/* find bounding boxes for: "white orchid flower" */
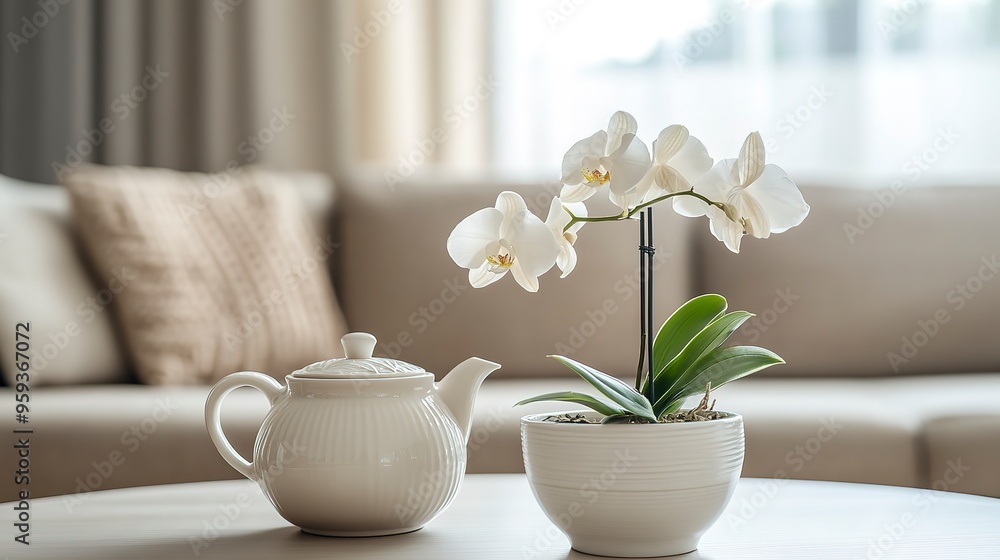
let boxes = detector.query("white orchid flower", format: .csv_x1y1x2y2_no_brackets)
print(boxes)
447,191,560,292
544,197,587,278
610,124,713,212
675,132,810,253
559,111,651,210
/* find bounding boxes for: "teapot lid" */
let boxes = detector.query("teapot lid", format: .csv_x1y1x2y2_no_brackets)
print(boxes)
291,333,426,378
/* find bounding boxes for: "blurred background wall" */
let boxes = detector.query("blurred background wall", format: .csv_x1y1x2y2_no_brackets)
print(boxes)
2,0,1000,187
0,0,490,182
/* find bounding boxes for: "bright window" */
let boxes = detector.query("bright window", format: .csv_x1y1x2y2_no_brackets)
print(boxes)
492,0,1000,185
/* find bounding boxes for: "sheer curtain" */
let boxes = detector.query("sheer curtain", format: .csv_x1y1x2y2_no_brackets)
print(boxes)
493,0,1000,186
0,0,492,183
349,0,492,170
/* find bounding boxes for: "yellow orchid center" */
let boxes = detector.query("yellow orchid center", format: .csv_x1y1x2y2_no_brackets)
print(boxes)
582,167,610,185
485,240,516,273
487,253,513,268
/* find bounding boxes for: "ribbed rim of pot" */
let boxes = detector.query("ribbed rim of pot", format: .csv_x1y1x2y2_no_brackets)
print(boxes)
521,410,742,427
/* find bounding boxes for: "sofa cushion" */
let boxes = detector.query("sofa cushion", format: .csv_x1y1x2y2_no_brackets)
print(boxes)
923,416,1000,498
0,385,269,501
4,373,998,501
468,377,923,488
886,373,1000,497
0,174,128,385
468,373,1000,495
697,184,1000,376
337,173,696,379
64,165,349,384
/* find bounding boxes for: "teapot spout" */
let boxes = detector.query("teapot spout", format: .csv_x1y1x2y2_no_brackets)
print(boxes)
436,357,501,444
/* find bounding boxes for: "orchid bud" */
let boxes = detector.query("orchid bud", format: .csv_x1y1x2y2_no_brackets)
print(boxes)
720,203,741,225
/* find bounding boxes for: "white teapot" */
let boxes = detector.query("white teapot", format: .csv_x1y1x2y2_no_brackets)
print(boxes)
205,332,501,536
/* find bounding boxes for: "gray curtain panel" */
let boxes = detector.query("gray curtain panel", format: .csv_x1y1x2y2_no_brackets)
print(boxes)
1,0,348,183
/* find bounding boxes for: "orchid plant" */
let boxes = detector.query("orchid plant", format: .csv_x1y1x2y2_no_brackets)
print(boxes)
447,111,810,423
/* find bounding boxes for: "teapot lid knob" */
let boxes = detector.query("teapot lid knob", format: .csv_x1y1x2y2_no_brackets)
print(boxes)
341,332,377,360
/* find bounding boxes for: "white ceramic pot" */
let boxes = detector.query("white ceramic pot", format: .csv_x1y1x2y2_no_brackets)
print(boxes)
521,411,745,557
205,333,501,536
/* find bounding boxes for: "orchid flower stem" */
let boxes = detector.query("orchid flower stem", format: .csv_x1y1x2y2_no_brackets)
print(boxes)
638,210,647,394
562,188,726,233
643,208,655,406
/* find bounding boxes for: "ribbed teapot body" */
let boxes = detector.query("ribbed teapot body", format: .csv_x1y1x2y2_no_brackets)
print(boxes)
253,374,466,536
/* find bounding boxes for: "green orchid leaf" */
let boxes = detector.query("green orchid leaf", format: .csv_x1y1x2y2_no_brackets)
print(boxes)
655,310,753,399
650,294,727,380
601,414,645,424
549,355,657,421
515,391,626,417
653,346,784,415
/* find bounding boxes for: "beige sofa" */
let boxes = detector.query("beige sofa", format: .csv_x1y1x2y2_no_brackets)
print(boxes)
2,172,999,504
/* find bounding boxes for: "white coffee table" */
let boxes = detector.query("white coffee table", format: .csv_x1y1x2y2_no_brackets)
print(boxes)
5,474,999,559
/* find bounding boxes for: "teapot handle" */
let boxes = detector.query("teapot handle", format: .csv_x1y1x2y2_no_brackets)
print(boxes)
205,372,285,481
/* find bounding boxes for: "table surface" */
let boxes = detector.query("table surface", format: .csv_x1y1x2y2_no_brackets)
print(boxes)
3,474,999,559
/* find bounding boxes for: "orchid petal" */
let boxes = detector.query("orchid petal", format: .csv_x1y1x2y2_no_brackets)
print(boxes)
557,240,578,278
733,190,771,239
653,125,689,164
609,189,643,214
545,197,583,278
560,131,607,185
495,191,529,240
545,196,566,227
563,202,587,234
708,207,743,253
607,133,651,196
653,165,690,194
510,260,539,292
632,166,657,200
675,159,737,218
606,111,638,154
469,261,506,288
559,182,597,203
737,131,766,188
668,135,714,185
509,212,560,278
547,197,587,235
744,164,811,234
447,207,503,269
